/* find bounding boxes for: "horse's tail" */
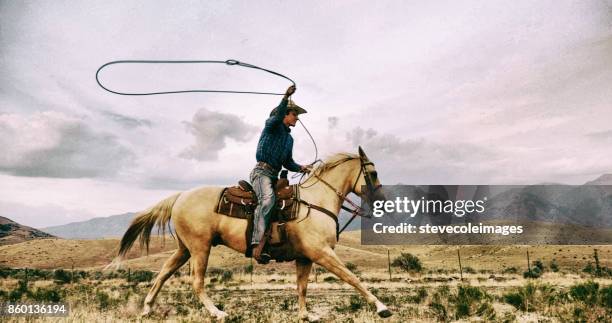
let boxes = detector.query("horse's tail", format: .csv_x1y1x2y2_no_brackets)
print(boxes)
116,192,181,260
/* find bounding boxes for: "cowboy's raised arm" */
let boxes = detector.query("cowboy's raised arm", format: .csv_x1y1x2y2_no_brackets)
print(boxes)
264,85,296,129
265,98,288,129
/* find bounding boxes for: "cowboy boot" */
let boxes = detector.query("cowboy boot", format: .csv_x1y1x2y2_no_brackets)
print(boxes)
252,231,272,264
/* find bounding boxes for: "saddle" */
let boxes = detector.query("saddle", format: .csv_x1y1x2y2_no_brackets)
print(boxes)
215,170,302,262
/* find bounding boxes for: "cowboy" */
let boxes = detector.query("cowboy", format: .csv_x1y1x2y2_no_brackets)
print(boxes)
250,85,310,263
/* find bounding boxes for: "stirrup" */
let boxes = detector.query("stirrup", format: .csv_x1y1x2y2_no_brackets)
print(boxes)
252,243,271,264
255,252,271,264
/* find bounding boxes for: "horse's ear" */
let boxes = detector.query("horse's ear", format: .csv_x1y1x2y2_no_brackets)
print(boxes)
358,146,368,159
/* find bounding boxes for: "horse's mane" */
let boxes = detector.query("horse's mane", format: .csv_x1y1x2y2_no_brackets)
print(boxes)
307,152,359,180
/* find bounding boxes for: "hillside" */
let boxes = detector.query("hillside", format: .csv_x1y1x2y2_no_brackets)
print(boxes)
585,174,612,185
1,231,610,273
0,216,55,246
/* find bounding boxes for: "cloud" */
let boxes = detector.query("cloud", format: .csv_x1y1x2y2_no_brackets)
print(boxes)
180,108,257,161
0,111,134,178
100,110,152,128
345,126,502,184
587,129,612,142
0,200,94,228
328,116,338,129
343,125,612,185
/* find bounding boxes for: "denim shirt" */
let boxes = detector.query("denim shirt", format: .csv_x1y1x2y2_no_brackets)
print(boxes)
255,98,301,174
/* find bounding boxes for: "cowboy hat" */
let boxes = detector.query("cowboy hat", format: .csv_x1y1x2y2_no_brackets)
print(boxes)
269,99,307,117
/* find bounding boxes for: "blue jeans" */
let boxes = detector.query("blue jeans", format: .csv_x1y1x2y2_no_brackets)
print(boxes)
250,166,277,245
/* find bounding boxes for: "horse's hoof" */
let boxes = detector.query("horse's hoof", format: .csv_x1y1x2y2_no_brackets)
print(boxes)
141,304,153,317
214,310,228,320
377,309,393,318
300,313,321,322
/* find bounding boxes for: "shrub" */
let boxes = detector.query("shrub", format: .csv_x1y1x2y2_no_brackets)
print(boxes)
583,262,595,274
130,270,154,283
453,285,487,318
404,287,428,303
92,271,104,280
53,269,72,284
457,285,485,303
208,267,224,276
550,259,559,272
31,287,62,302
503,292,524,311
502,267,518,274
570,281,599,305
391,253,422,273
8,280,28,302
348,294,365,312
334,294,365,313
533,260,545,272
462,267,476,274
503,282,536,311
523,266,542,279
0,267,14,279
345,262,360,274
599,286,612,308
476,301,496,320
429,301,448,321
76,270,89,279
95,291,111,310
220,270,233,283
280,298,295,311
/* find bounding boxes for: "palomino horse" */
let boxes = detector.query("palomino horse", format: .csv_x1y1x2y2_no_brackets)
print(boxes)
113,147,391,321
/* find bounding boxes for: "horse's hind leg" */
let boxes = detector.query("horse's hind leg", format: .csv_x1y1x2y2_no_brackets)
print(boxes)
311,247,392,318
141,243,191,316
191,243,227,319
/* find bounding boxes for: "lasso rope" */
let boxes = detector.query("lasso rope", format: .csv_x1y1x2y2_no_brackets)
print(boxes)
95,59,295,95
95,59,318,163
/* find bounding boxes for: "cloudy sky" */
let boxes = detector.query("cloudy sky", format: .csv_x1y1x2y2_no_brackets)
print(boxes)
1,1,611,227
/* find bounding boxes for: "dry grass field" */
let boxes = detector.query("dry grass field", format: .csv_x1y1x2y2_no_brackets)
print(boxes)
1,231,611,322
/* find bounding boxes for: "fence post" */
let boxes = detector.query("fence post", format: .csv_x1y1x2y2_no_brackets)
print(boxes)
387,249,392,280
526,250,531,276
594,249,601,276
250,257,253,284
457,248,463,281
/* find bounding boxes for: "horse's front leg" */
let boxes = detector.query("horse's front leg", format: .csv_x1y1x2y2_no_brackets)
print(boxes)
296,258,320,322
308,246,392,318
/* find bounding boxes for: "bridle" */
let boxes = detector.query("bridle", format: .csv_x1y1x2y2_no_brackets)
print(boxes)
299,155,382,237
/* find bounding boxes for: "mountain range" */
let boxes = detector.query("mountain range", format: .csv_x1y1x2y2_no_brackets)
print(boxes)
2,174,611,241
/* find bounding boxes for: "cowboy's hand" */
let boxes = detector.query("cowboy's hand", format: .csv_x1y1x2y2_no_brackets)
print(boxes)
285,85,296,97
300,165,312,174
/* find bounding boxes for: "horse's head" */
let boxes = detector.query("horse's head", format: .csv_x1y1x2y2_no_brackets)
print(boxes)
353,146,386,205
